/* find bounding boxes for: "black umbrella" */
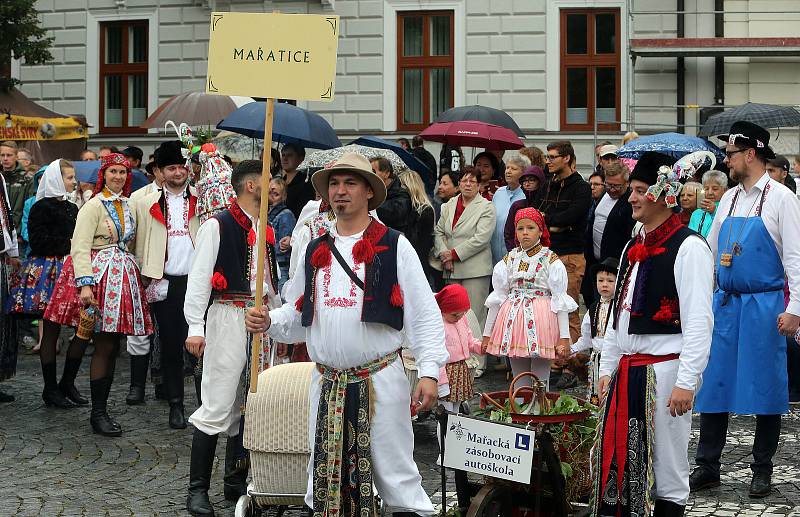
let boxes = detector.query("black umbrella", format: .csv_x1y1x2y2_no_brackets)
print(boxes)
699,102,800,137
433,105,525,138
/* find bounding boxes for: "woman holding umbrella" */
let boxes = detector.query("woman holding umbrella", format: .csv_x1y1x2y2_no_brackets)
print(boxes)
45,153,153,436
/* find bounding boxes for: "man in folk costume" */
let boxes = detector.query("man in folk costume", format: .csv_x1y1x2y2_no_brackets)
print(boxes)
692,121,800,498
134,140,200,429
183,159,281,517
0,172,19,403
593,151,714,517
245,152,448,517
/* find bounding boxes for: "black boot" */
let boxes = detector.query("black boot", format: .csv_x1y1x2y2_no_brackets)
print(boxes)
59,356,88,405
154,383,166,401
187,429,218,516
90,378,122,437
653,499,685,517
223,436,248,501
126,354,148,405
167,378,187,429
42,362,75,408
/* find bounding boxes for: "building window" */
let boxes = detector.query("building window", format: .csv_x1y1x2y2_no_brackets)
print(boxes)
397,11,454,132
99,21,148,134
560,9,620,131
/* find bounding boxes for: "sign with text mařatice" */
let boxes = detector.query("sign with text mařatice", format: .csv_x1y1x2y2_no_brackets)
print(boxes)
443,414,535,483
206,12,339,101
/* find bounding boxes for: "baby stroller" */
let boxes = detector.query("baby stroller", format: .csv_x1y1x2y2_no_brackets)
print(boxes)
236,361,314,517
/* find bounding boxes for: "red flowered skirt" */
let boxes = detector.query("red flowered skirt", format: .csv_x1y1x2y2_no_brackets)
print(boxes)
44,249,153,336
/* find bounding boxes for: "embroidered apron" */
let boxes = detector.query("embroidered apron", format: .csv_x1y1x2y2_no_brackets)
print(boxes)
695,216,788,415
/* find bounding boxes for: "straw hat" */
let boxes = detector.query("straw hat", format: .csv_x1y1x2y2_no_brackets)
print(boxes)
311,152,387,210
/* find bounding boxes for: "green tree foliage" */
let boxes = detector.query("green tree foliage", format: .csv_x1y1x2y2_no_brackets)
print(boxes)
0,0,54,91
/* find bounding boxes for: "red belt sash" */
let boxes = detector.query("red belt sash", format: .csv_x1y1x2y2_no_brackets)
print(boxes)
600,352,680,500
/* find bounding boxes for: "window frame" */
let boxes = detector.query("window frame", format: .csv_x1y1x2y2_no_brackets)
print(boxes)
98,20,149,135
559,8,621,132
396,10,455,132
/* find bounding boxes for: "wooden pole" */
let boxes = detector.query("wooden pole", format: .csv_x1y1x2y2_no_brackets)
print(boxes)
250,97,275,392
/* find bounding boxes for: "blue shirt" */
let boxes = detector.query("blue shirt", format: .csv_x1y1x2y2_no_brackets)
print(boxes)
491,185,526,264
688,205,716,237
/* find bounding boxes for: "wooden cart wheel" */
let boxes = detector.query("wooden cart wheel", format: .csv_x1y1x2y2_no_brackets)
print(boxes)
465,484,510,517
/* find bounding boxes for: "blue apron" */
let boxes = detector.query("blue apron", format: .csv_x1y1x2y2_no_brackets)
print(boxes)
695,213,788,415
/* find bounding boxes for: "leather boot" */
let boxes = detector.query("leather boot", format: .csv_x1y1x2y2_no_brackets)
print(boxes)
59,356,88,405
103,372,122,432
167,371,187,429
187,428,219,516
42,362,75,408
653,499,686,517
90,377,122,437
223,436,248,501
126,354,148,405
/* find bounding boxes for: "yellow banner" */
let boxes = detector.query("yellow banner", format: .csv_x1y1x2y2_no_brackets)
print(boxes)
0,115,86,141
206,12,339,101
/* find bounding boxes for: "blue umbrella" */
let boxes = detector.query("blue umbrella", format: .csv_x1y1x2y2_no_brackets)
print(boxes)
616,132,725,162
217,101,341,150
348,136,429,176
73,160,150,192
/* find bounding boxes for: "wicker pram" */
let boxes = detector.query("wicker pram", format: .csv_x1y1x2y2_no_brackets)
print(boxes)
239,361,314,515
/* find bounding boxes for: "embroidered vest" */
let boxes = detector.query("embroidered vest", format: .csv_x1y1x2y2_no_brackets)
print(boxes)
212,208,278,296
589,300,611,339
301,221,404,331
612,224,697,335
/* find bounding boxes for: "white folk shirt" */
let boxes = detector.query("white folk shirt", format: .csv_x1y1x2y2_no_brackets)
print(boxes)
592,193,618,260
706,171,800,316
268,224,448,378
598,234,714,391
163,188,194,276
184,207,279,339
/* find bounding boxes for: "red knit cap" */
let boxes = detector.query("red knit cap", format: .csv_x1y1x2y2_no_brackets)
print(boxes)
435,284,471,313
514,207,550,247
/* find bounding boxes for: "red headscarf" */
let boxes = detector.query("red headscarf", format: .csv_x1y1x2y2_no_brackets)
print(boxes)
92,153,133,198
435,284,471,314
514,207,550,247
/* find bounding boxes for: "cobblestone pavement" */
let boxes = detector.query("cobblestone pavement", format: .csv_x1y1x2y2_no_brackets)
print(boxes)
1,351,799,516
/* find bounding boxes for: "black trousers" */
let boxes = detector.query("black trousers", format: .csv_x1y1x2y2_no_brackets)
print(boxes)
151,275,194,403
695,412,781,475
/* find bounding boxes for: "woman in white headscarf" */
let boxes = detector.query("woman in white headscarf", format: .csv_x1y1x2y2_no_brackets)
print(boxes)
7,159,81,408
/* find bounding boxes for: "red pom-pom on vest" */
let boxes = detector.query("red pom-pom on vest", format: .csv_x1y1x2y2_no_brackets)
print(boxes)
247,228,256,246
295,294,305,312
265,225,276,246
311,241,332,268
352,238,376,264
390,283,404,307
211,272,228,290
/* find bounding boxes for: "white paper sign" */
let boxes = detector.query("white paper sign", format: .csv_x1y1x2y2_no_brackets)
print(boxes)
443,414,535,483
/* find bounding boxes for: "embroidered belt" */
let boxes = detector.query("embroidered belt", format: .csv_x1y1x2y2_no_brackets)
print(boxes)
600,352,680,500
211,293,266,309
315,349,399,517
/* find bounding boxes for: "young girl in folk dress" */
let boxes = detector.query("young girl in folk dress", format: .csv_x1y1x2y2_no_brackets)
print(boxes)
482,208,577,389
45,153,153,436
7,159,84,408
435,283,483,414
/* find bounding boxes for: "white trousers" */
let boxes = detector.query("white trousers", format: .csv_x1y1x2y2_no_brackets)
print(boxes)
126,334,151,356
651,360,692,505
305,357,435,515
509,357,552,391
188,303,247,436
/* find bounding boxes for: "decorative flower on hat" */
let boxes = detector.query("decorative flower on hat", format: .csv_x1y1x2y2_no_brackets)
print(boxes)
164,120,196,169
647,150,716,208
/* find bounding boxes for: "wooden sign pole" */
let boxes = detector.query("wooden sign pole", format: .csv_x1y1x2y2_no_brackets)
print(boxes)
250,97,275,392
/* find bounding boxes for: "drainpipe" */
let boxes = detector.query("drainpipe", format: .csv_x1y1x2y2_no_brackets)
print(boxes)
714,0,725,105
677,0,685,133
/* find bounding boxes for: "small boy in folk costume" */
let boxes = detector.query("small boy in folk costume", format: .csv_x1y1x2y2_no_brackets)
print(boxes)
592,151,713,517
183,160,282,517
482,207,577,389
567,257,619,405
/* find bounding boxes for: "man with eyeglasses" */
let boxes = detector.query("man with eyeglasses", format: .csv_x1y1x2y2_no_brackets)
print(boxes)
581,161,635,309
693,121,800,499
507,140,591,343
